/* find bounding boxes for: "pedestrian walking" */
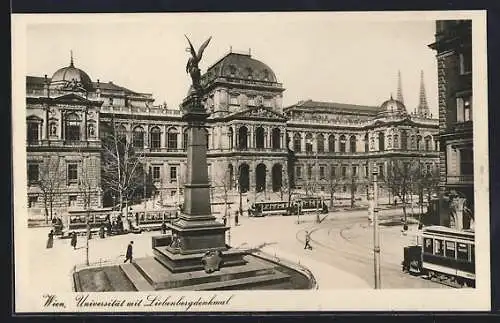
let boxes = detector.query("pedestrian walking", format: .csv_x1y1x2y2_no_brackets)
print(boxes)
70,232,77,250
161,221,167,234
304,231,312,250
46,230,54,249
99,225,105,239
223,215,227,226
235,211,239,226
124,241,134,263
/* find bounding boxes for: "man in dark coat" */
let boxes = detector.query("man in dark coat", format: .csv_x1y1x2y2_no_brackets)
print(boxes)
161,221,167,234
70,232,77,250
124,241,134,263
304,231,312,250
234,210,239,226
46,230,54,249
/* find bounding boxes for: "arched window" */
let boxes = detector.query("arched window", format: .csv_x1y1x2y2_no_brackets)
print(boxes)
255,126,265,149
293,133,302,152
132,126,145,148
150,126,161,150
364,133,369,152
26,116,42,144
317,134,325,153
272,128,281,150
378,132,385,151
229,65,237,77
339,135,346,152
424,135,432,151
410,135,416,150
393,134,399,149
328,134,335,152
183,128,188,151
263,69,269,81
246,67,253,79
65,113,81,142
416,135,422,150
238,126,248,150
167,127,178,151
305,133,313,153
228,127,234,149
349,135,356,153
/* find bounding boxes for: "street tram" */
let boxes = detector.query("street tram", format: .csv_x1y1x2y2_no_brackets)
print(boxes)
133,208,178,231
295,196,328,214
59,207,117,237
402,225,475,287
248,201,290,217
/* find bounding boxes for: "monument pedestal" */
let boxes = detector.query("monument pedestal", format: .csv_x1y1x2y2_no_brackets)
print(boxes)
155,93,245,272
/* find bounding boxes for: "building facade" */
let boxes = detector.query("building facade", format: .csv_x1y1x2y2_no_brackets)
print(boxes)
25,51,439,218
429,20,474,230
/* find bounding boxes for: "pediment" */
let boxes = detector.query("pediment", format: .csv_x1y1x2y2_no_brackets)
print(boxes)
52,93,92,103
230,106,287,121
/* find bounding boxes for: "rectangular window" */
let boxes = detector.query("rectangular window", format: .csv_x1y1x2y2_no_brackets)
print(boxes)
27,122,39,143
423,237,433,254
230,95,238,105
457,96,472,123
330,165,336,178
460,148,474,175
445,241,456,259
67,163,78,184
307,165,312,180
352,165,358,177
457,243,469,261
27,163,39,184
341,165,347,178
152,166,161,181
378,164,384,178
364,164,369,177
167,133,178,151
319,166,325,179
68,195,77,207
170,166,178,182
459,51,472,75
434,239,444,256
28,195,38,208
296,166,302,179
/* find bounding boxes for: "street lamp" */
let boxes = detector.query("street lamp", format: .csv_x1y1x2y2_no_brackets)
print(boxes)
372,166,381,289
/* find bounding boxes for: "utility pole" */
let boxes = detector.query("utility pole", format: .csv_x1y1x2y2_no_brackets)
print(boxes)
372,166,381,289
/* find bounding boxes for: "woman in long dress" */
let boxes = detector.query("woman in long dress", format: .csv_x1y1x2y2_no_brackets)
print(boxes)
46,230,54,249
70,232,77,250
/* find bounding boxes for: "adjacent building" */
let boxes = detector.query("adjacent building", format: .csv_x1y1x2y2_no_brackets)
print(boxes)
428,20,474,230
25,50,440,218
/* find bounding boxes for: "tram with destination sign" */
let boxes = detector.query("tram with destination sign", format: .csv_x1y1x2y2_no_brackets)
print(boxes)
248,201,291,217
402,225,475,287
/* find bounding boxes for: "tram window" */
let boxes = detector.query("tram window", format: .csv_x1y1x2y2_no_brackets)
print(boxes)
434,239,444,256
423,238,433,253
457,243,469,261
445,241,456,258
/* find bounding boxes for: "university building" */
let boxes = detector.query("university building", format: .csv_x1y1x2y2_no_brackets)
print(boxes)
25,50,439,218
428,20,474,230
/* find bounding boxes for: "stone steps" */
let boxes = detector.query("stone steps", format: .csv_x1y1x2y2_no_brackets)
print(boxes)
119,263,155,291
169,271,290,291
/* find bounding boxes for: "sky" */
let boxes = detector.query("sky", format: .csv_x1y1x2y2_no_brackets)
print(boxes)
25,13,439,116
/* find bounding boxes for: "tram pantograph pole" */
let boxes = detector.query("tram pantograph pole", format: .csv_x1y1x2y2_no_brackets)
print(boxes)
373,167,381,289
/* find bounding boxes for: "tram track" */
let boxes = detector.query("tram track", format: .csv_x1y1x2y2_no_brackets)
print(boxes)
295,217,456,289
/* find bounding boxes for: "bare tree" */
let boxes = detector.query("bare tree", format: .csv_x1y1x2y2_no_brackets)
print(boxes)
326,166,341,208
101,116,147,225
77,153,97,266
38,155,65,224
383,159,420,225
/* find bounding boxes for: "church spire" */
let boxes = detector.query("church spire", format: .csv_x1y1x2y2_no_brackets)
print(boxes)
418,70,430,117
396,70,404,104
70,50,74,67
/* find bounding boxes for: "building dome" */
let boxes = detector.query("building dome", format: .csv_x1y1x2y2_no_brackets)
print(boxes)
377,96,408,118
205,52,278,83
50,56,93,91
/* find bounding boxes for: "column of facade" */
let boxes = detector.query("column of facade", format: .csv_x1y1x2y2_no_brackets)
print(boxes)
265,162,272,192
232,126,237,150
177,125,182,150
286,130,293,150
249,126,254,149
82,108,88,141
300,132,306,152
60,109,65,140
144,124,149,149
248,161,255,192
161,124,166,149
